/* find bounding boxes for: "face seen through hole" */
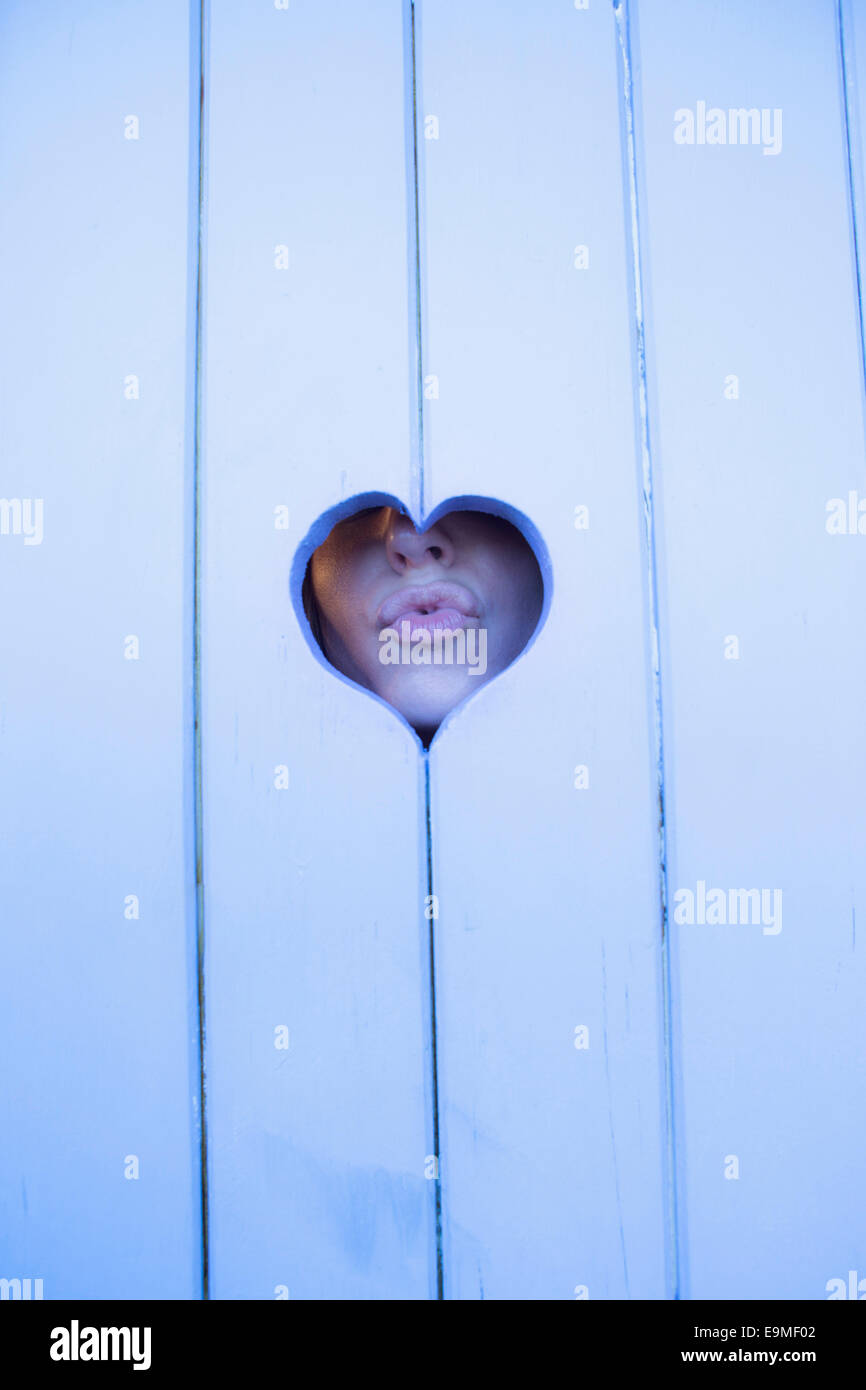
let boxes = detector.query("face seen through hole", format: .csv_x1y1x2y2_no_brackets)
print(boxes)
306,506,544,744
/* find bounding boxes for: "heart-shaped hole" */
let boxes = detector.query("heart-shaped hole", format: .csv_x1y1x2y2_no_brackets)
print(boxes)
290,495,552,748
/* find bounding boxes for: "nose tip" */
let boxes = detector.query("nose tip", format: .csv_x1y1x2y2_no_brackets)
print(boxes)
385,514,454,572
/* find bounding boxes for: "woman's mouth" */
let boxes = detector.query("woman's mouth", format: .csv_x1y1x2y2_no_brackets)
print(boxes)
376,582,480,632
392,608,469,633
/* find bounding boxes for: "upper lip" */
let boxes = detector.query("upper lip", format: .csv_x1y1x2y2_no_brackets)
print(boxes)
376,582,480,628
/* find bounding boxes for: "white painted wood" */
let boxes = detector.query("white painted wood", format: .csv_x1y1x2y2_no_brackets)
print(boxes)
202,1,435,1299
4,0,861,1304
417,0,670,1298
631,0,866,1298
0,0,200,1296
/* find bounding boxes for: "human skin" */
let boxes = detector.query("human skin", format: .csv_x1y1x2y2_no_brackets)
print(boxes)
307,506,544,743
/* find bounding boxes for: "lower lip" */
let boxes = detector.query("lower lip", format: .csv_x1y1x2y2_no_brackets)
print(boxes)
390,608,472,633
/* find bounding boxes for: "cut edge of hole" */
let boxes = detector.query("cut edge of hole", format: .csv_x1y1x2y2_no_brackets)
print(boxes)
289,492,554,752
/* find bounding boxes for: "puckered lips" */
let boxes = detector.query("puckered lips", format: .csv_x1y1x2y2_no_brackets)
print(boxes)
376,581,480,633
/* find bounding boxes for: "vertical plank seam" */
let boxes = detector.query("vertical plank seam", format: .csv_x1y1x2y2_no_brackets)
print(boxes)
192,0,210,1302
424,755,445,1299
613,0,681,1301
838,0,866,420
407,0,444,1300
408,0,426,519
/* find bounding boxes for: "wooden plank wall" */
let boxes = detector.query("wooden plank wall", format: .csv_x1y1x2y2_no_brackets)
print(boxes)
416,1,669,1299
629,0,866,1299
201,0,434,1300
1,0,864,1301
0,1,201,1297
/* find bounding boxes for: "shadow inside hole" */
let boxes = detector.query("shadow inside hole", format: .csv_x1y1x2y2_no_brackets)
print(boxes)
291,495,553,750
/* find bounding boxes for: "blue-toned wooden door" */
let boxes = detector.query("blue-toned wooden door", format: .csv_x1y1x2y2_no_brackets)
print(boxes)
2,0,865,1303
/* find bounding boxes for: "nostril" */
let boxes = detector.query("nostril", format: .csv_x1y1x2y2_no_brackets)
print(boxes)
428,546,442,560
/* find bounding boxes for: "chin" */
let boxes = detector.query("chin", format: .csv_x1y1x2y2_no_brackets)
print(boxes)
374,669,479,735
393,698,456,743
